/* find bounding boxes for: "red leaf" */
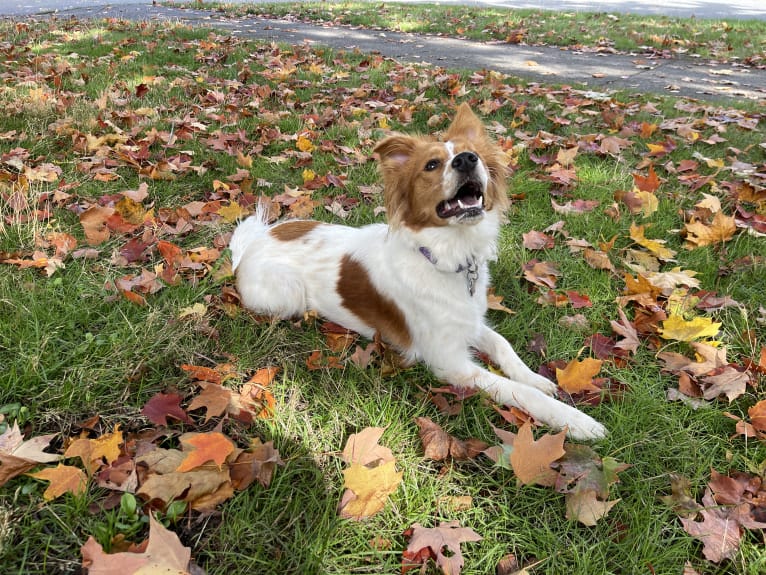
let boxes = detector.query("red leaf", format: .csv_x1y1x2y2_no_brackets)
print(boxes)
140,393,191,426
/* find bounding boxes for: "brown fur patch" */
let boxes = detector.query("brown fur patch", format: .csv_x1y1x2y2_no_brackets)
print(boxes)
270,220,323,242
337,255,412,350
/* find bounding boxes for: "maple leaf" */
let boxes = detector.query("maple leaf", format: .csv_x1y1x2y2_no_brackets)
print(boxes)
610,308,640,354
509,423,565,487
700,367,750,402
522,259,561,289
28,463,88,501
658,314,721,342
556,358,603,395
341,427,394,466
747,400,766,435
633,164,661,193
565,488,620,526
79,206,115,245
415,417,487,461
683,210,737,250
187,383,231,423
176,432,235,472
550,198,598,215
582,247,615,272
230,438,284,490
680,492,742,563
64,425,123,476
81,514,190,574
404,521,481,575
522,230,555,250
629,223,677,261
339,461,402,520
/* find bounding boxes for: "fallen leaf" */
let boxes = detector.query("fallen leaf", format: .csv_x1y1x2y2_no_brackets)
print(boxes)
81,513,190,574
404,521,482,575
341,427,394,466
510,423,565,486
415,417,487,461
176,432,235,472
556,358,603,394
28,463,87,500
339,461,402,520
658,315,721,342
140,392,192,426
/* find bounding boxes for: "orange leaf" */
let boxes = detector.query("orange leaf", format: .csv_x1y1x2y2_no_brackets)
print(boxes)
28,464,87,500
556,358,603,394
175,432,234,472
509,422,566,486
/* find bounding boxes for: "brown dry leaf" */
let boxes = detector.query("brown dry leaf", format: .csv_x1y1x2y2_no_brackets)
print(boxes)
556,358,603,394
81,513,190,574
522,230,555,250
565,489,620,526
748,400,766,435
230,438,284,490
680,494,741,563
28,463,88,501
415,417,487,461
583,248,615,272
509,422,565,487
79,206,115,245
610,308,640,354
522,260,561,289
339,461,402,520
187,383,232,423
404,521,482,575
700,367,750,402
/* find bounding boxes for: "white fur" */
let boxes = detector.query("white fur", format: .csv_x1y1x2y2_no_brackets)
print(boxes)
231,145,606,441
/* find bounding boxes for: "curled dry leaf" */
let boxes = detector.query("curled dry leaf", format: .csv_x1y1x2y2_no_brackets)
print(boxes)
414,417,487,461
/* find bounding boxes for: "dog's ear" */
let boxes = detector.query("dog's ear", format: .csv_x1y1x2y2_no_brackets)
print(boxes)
373,135,419,228
445,103,487,142
373,135,418,168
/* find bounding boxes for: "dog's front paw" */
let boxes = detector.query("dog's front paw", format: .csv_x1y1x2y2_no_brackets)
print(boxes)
524,373,558,396
565,415,607,442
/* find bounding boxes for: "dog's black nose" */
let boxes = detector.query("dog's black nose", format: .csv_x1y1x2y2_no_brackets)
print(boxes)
451,151,479,173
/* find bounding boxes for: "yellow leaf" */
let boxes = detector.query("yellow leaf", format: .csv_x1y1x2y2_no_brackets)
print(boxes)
629,223,676,260
296,135,315,153
340,461,402,519
659,314,721,342
633,188,658,217
217,201,247,223
683,211,737,249
556,358,603,394
302,168,317,183
236,150,253,169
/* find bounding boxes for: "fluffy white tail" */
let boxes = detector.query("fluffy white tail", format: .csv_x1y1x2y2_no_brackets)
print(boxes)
229,204,270,271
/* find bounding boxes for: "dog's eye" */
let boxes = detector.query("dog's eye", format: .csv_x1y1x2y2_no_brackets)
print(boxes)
424,159,441,171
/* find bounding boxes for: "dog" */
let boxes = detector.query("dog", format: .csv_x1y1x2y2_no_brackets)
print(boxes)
230,103,606,441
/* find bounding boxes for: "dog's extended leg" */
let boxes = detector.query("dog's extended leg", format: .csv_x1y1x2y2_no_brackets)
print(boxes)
430,359,606,441
475,326,558,395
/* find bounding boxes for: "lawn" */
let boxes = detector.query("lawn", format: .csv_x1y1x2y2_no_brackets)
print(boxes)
189,0,766,65
1,13,766,575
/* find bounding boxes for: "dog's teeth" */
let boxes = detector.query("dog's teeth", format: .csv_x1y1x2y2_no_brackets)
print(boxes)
457,199,465,209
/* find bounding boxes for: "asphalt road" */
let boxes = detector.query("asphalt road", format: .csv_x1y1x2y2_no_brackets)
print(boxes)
2,0,764,19
2,1,765,102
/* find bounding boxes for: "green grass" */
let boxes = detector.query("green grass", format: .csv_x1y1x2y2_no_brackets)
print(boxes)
1,15,766,575
188,1,766,64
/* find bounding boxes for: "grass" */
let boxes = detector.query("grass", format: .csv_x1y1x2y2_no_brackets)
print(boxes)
1,13,766,575
184,1,766,65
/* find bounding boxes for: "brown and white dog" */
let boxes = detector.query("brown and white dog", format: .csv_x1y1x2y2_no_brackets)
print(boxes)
230,104,606,441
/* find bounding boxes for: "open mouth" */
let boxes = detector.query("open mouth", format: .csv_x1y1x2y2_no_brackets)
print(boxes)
436,179,485,220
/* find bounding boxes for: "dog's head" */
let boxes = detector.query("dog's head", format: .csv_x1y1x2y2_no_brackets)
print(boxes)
374,103,509,230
